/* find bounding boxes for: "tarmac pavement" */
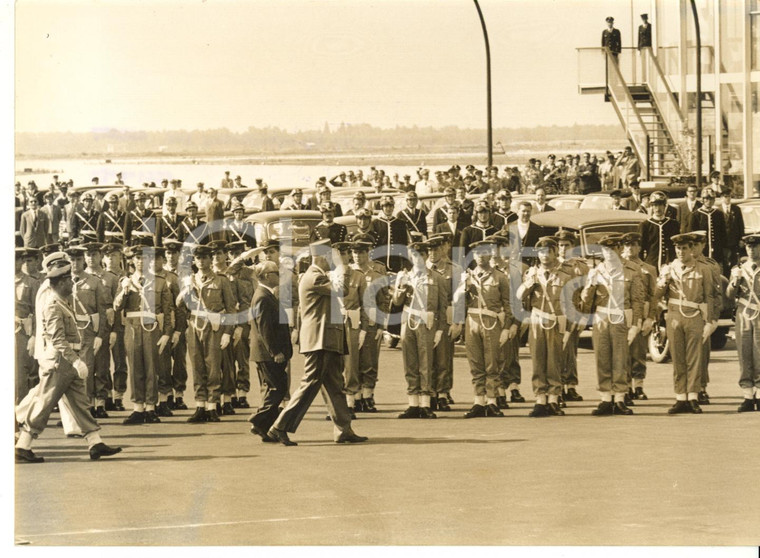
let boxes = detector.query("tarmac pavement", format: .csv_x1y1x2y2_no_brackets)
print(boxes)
14,339,760,546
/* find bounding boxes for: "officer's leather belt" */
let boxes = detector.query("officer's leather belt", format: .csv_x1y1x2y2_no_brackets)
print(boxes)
75,313,98,323
132,231,152,237
531,308,557,322
80,228,96,234
595,307,625,317
468,307,499,319
126,311,158,320
667,298,700,309
104,231,122,237
191,310,223,319
737,298,759,311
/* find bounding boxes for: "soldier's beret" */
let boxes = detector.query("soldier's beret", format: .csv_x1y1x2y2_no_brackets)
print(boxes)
162,239,182,253
260,239,280,250
671,233,693,245
192,244,213,258
350,241,372,252
598,234,622,247
379,195,394,206
319,201,336,213
742,234,760,246
225,240,247,253
43,252,72,279
535,237,559,250
405,190,418,199
355,208,373,218
620,232,642,244
333,242,352,252
309,238,332,257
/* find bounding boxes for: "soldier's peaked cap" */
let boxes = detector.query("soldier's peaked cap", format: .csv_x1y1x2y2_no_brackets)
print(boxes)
620,232,642,244
742,233,760,245
535,236,559,249
309,239,332,256
671,233,693,245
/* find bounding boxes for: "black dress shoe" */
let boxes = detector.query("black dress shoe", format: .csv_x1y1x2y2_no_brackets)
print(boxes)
591,401,614,416
88,406,97,418
206,409,221,422
634,387,648,400
237,396,250,409
187,407,208,423
547,402,565,416
89,443,122,460
144,410,161,423
485,404,504,417
349,408,357,420
94,406,109,419
231,396,239,408
122,411,145,425
268,427,297,446
429,397,438,412
613,402,634,415
737,398,755,413
463,404,486,418
388,337,399,349
114,398,126,411
510,389,526,403
624,392,635,406
335,430,369,444
558,394,567,408
105,397,117,411
446,393,455,404
436,398,451,412
565,387,583,402
156,402,174,417
496,396,509,409
689,400,703,414
215,402,222,414
398,406,420,419
166,395,176,409
221,402,236,415
667,400,692,415
354,399,366,413
174,397,188,410
528,404,550,417
697,391,710,404
418,407,437,419
251,424,276,442
363,397,378,413
15,448,44,463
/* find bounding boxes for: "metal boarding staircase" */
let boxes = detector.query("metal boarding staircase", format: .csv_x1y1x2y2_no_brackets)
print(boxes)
576,47,693,180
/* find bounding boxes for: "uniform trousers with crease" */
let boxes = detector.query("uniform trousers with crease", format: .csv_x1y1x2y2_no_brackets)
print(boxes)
401,317,435,396
358,324,382,390
592,316,629,394
667,313,704,395
529,321,562,396
125,317,160,405
736,312,760,390
466,315,501,398
342,322,361,395
249,359,289,433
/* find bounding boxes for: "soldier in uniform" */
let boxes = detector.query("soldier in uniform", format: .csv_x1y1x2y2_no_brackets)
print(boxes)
350,208,378,245
96,193,126,244
156,196,184,246
726,234,760,412
225,202,256,247
99,243,128,410
310,202,348,244
516,237,574,417
114,245,173,424
459,200,498,264
556,230,589,404
654,233,717,414
638,192,679,271
69,192,100,240
427,234,463,411
15,253,122,463
181,201,209,245
350,238,390,412
83,242,119,418
620,232,657,400
394,235,447,419
602,16,622,62
492,190,517,229
15,248,39,404
176,244,236,422
163,239,190,410
688,188,726,264
396,190,428,237
455,240,516,418
124,192,157,246
581,235,644,416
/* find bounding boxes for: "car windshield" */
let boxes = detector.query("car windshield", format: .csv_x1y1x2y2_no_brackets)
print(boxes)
740,204,760,234
583,223,640,256
580,196,613,210
266,218,321,245
550,198,582,210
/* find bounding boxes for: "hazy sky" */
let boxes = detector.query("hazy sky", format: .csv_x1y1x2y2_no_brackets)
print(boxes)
15,0,652,133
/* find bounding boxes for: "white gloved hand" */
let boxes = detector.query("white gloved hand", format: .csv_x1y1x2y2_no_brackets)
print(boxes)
73,358,89,380
106,308,115,327
157,334,170,353
627,326,640,345
109,331,117,348
26,335,35,355
433,330,443,347
375,329,384,341
641,318,654,336
93,337,103,354
22,316,33,336
507,323,518,340
232,327,243,346
273,352,285,364
220,333,231,350
701,323,712,343
562,331,571,349
448,323,462,340
358,330,367,349
172,331,181,347
499,328,509,346
290,328,299,345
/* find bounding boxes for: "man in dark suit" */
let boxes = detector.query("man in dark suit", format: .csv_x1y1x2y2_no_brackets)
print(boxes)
638,13,652,49
248,261,293,442
268,240,368,446
431,187,459,230
502,201,542,265
675,184,702,234
460,200,498,265
602,16,622,61
534,187,555,213
396,190,428,237
719,188,745,274
433,203,467,259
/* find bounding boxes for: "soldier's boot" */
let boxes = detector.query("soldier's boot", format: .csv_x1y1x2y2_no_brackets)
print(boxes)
237,396,250,409
547,402,565,416
446,393,455,404
418,407,437,419
398,407,421,419
166,394,175,409
174,397,188,410
437,397,451,412
624,390,635,406
216,402,222,415
558,393,567,408
565,387,583,402
737,399,755,413
689,400,703,414
114,398,126,411
464,404,486,418
94,406,109,419
634,387,648,400
206,409,222,422
231,396,239,408
528,404,551,418
122,411,146,425
496,396,509,409
187,407,207,423
591,402,614,416
485,404,505,417
144,410,161,424
613,402,634,415
156,402,174,417
221,402,236,415
429,396,437,412
667,400,692,415
697,391,710,404
88,406,97,418
353,398,365,413
105,397,117,411
363,397,378,413
510,389,526,403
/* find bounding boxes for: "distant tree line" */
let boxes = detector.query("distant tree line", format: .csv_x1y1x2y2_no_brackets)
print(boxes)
16,123,624,157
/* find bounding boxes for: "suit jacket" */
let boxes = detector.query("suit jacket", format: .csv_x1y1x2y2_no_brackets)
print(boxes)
689,207,727,260
504,221,542,262
298,265,348,354
19,209,51,248
602,28,622,54
720,204,745,248
39,203,62,241
250,286,293,362
638,23,652,49
676,199,702,234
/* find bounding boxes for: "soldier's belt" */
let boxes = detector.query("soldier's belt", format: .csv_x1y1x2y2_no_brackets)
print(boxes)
126,311,157,319
467,308,503,325
531,308,557,322
132,231,152,237
667,298,700,309
340,308,361,330
80,228,95,234
404,307,435,329
75,313,99,330
104,231,122,237
191,310,222,331
737,298,759,311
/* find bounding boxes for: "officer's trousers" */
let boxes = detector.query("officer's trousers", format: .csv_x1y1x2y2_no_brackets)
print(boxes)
401,318,435,396
465,315,501,398
560,328,581,386
94,333,112,400
357,324,381,390
700,336,711,389
111,322,128,395
432,334,454,395
187,324,224,403
79,327,96,402
666,312,704,395
342,322,361,395
736,311,760,390
157,329,174,396
221,343,236,397
125,318,160,405
249,359,289,434
629,331,647,381
529,321,562,396
15,331,34,405
592,317,629,394
16,357,100,437
171,330,188,393
234,323,251,393
500,334,522,388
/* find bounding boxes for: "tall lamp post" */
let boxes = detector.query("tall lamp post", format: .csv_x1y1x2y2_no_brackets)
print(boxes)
690,0,702,191
474,0,493,167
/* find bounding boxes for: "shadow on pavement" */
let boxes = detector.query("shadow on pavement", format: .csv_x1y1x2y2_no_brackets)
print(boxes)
291,436,528,446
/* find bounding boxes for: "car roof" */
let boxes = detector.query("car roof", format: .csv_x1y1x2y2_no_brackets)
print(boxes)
245,209,321,223
531,209,647,228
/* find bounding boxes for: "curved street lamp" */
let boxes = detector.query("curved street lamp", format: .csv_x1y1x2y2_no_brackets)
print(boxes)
473,0,493,167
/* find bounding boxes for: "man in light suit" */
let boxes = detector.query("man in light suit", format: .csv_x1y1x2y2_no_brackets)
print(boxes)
248,261,293,443
268,239,368,446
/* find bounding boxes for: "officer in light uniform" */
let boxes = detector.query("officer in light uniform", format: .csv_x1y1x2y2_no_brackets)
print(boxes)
455,240,515,418
427,234,464,411
620,232,657,400
350,239,390,412
726,234,760,412
15,248,39,404
176,244,236,422
687,230,724,404
556,230,589,404
15,253,122,463
66,244,108,415
654,233,717,414
581,235,645,416
83,242,119,417
516,237,574,417
394,235,447,419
